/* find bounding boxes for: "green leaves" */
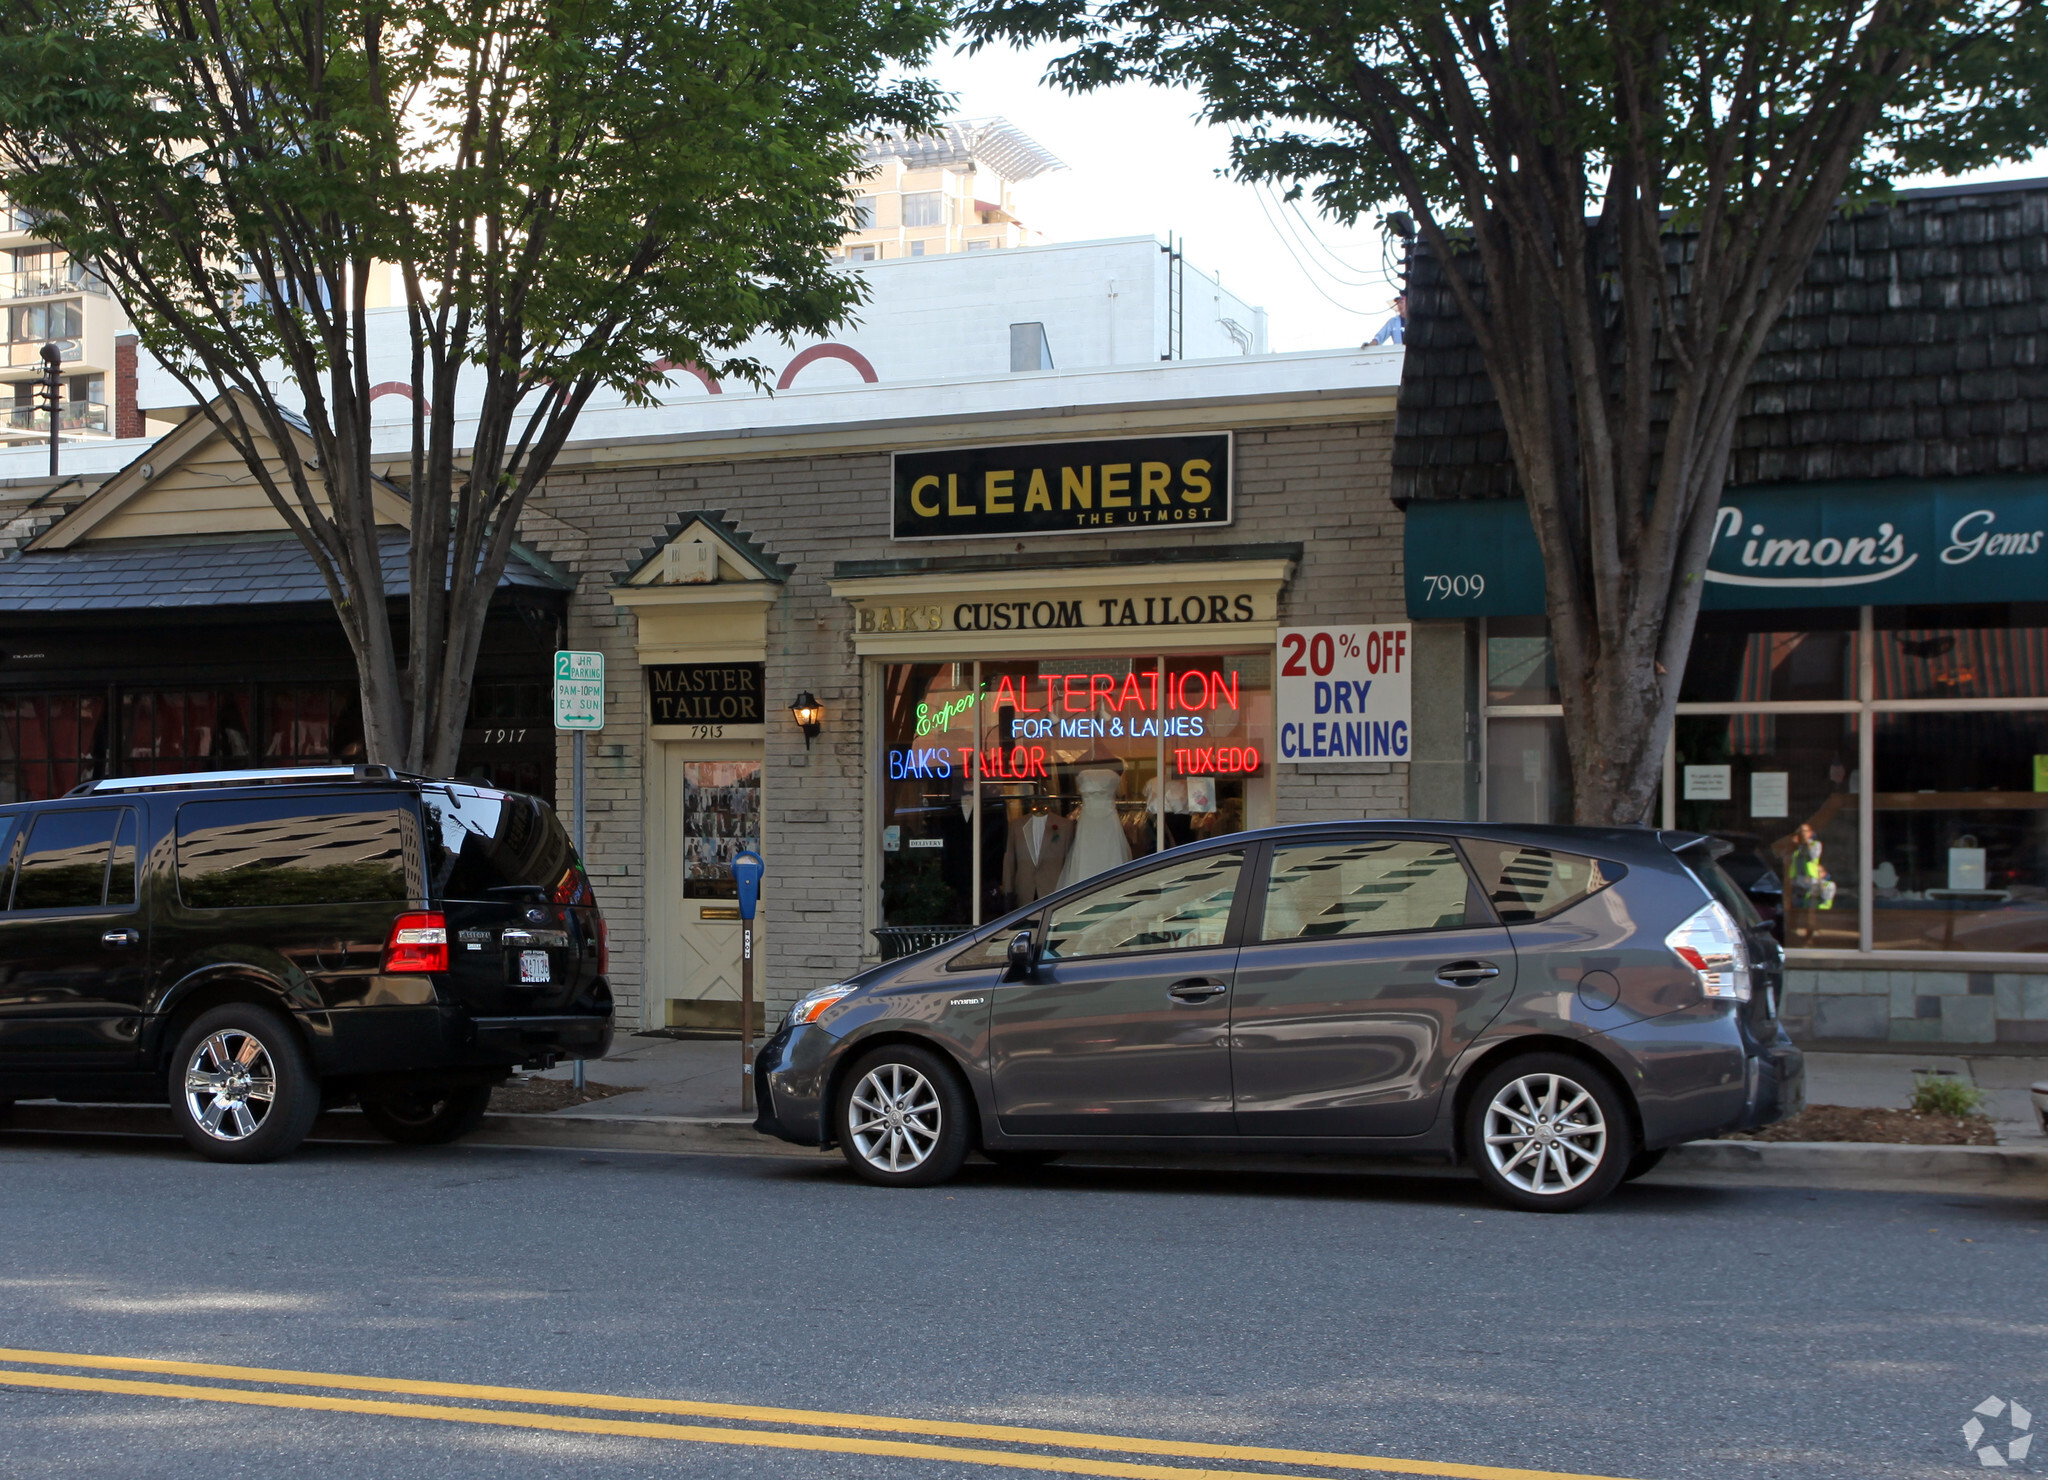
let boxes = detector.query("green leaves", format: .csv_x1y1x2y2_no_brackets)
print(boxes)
958,0,2046,232
0,0,950,769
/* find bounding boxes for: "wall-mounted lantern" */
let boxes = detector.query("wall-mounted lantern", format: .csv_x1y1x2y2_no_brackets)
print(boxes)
791,691,824,748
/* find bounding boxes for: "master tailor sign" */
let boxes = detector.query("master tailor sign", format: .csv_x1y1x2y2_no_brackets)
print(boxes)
1276,624,1413,762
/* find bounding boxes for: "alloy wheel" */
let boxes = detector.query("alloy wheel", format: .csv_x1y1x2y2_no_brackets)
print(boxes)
183,1029,278,1143
847,1062,942,1173
1482,1071,1608,1195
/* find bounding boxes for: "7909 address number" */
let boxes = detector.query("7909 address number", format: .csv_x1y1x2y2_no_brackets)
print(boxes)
1419,573,1487,600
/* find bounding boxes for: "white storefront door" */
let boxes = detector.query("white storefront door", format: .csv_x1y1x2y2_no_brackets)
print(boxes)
657,745,764,1032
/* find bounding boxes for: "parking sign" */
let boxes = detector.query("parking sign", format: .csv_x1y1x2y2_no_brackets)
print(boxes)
554,650,605,730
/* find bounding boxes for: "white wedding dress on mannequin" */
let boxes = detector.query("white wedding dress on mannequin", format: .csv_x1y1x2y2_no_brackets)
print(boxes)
1058,766,1131,888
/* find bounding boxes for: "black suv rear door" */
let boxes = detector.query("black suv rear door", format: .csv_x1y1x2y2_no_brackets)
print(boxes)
1229,835,1517,1137
0,803,147,1072
420,785,597,1015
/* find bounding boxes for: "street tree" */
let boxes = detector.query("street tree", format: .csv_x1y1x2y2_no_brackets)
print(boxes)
0,0,947,773
960,0,2047,822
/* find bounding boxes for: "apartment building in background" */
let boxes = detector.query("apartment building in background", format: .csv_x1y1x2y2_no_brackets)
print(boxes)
840,118,1063,263
0,195,137,449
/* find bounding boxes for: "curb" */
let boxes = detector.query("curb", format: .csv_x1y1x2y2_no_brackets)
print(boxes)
1658,1139,2048,1194
0,1104,834,1160
4,1104,2043,1193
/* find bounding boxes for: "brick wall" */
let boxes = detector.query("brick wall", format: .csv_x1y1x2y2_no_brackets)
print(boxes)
532,416,1404,1027
113,336,144,441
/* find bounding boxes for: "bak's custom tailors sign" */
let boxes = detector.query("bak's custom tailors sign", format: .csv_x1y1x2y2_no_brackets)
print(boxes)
893,434,1232,541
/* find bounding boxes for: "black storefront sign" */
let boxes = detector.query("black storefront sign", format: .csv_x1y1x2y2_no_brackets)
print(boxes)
647,662,766,728
893,433,1233,541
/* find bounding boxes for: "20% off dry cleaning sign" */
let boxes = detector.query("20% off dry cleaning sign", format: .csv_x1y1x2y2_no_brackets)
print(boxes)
1276,625,1413,761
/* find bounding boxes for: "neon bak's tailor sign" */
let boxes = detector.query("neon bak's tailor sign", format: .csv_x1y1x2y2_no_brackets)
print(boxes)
889,667,1259,780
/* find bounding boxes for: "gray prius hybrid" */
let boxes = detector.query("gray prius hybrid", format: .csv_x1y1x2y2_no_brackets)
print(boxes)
752,821,1801,1212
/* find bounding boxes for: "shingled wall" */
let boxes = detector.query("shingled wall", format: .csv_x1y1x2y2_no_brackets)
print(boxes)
1393,178,2048,504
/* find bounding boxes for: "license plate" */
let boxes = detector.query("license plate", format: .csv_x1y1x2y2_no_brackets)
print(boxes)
519,950,551,984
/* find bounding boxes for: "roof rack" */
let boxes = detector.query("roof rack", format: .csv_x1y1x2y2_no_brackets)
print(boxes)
69,765,408,797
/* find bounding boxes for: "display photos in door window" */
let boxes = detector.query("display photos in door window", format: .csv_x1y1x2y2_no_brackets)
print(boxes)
682,760,761,900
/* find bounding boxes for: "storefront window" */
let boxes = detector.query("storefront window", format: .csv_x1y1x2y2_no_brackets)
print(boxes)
0,692,107,801
1681,609,1858,703
122,688,255,775
878,654,1272,938
1675,712,1861,951
1876,603,2048,700
1872,710,2048,954
1486,715,1573,824
264,687,365,761
1486,615,1559,706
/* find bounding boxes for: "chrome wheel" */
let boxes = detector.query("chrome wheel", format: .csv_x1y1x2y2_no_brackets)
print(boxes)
183,1029,278,1143
847,1062,942,1173
1482,1071,1607,1195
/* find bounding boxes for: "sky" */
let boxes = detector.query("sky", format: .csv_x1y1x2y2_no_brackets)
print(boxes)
923,37,2048,356
922,40,1407,353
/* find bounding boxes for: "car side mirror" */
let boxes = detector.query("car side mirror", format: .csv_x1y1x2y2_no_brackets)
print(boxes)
1005,930,1038,982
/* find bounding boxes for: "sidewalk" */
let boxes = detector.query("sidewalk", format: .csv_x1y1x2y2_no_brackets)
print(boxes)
534,1033,752,1119
535,1036,2048,1142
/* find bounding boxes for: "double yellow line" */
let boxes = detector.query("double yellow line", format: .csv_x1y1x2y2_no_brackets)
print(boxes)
0,1345,1642,1480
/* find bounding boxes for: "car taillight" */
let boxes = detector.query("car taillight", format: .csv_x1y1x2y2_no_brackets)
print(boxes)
384,911,448,973
1665,902,1751,1003
553,864,596,907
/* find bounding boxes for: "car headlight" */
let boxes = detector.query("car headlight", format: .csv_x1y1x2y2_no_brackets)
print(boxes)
1666,902,1752,1003
787,983,857,1027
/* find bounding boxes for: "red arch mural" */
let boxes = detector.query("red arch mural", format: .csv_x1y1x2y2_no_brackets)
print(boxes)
368,381,430,414
651,359,722,395
776,342,877,390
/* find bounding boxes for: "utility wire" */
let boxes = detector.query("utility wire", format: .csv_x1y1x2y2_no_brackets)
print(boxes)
1252,183,1377,316
1265,184,1380,287
1281,194,1388,284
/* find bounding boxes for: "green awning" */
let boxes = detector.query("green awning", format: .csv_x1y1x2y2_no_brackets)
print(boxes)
1405,477,2048,619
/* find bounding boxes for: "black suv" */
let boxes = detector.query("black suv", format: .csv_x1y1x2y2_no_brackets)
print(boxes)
755,822,1801,1212
0,766,612,1162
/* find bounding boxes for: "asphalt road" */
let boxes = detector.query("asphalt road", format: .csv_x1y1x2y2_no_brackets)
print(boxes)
0,1131,2040,1480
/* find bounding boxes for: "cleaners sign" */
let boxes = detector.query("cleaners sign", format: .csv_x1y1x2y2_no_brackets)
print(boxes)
1276,625,1412,763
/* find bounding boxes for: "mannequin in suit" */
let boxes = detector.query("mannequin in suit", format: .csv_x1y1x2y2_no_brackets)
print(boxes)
1001,794,1073,905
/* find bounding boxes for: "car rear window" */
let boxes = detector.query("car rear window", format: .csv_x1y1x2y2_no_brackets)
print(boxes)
421,784,587,904
1463,841,1625,924
176,795,415,909
1676,840,1767,931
